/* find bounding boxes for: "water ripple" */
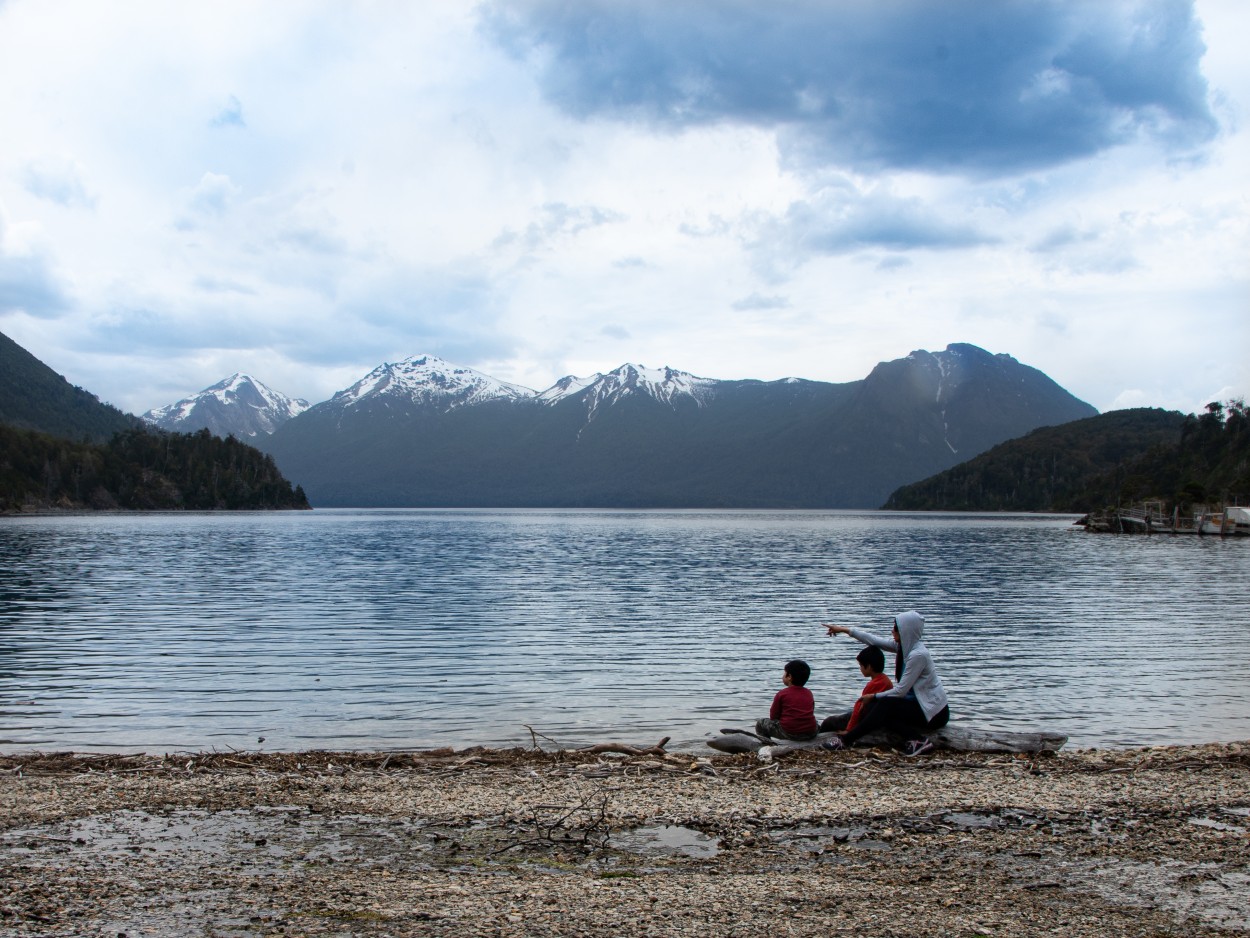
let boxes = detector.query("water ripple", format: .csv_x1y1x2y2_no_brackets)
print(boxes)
1,509,1248,752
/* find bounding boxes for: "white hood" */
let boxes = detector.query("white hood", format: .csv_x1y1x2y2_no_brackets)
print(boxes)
894,610,926,655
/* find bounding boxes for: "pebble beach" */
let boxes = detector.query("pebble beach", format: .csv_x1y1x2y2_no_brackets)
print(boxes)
2,741,1248,937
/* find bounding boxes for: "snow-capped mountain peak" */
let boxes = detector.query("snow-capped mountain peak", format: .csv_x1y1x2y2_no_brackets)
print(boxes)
143,373,310,438
538,363,717,417
535,373,599,404
331,355,537,412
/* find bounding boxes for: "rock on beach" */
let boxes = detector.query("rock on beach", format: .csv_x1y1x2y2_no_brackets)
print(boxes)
1,742,1248,936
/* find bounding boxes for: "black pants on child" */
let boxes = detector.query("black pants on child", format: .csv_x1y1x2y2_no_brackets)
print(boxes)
755,718,817,742
819,711,853,733
840,697,949,746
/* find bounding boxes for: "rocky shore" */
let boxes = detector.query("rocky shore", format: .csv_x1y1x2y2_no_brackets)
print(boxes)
2,742,1248,936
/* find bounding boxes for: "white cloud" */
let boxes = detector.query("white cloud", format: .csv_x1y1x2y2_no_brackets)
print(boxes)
175,171,241,229
210,94,245,129
732,293,790,312
0,0,1243,418
20,155,96,209
0,210,70,318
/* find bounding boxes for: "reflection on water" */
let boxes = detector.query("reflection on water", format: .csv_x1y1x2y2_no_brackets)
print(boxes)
0,509,1247,752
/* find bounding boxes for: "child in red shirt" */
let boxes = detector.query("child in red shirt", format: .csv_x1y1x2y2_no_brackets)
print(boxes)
819,645,894,734
756,659,818,741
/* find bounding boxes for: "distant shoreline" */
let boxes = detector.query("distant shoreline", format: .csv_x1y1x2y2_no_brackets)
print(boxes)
0,505,313,516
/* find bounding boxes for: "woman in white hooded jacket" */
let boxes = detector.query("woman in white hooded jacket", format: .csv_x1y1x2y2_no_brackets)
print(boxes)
821,610,949,756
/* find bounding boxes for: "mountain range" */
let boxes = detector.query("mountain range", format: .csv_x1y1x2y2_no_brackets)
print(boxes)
229,343,1100,508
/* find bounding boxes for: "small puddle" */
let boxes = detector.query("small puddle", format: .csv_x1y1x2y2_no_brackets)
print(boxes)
942,812,1002,831
772,825,873,849
2,807,434,867
1188,817,1246,833
610,824,720,858
848,839,892,852
5,809,258,858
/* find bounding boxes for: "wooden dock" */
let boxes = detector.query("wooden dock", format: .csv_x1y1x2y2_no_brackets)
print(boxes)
1081,500,1249,536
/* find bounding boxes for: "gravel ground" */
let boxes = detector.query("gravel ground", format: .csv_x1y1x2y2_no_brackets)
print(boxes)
1,741,1248,937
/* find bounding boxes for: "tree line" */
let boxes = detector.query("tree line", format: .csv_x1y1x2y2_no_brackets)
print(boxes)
883,401,1249,513
1103,399,1249,509
1,424,310,513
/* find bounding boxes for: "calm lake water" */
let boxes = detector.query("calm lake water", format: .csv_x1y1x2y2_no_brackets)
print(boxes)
1,509,1248,754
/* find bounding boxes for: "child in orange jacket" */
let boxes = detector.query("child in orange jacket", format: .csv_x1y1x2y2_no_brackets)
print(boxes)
819,645,893,734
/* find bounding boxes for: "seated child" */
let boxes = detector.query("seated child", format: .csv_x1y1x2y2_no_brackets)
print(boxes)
819,645,893,734
756,659,818,741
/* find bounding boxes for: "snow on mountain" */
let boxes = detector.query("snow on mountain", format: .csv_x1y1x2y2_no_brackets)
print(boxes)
313,356,716,422
264,343,1099,509
537,363,717,418
535,373,599,404
143,374,310,437
329,355,537,412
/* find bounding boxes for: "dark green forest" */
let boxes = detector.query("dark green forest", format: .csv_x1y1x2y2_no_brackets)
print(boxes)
1097,400,1250,509
884,402,1250,513
0,424,309,512
0,332,138,443
2,330,309,512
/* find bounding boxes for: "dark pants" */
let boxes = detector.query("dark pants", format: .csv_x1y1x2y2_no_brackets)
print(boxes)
841,697,949,746
755,718,817,742
819,710,853,733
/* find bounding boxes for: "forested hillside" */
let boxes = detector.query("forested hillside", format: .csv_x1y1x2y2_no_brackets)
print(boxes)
883,403,1249,512
0,332,137,442
0,424,309,512
1,331,311,512
1097,400,1249,509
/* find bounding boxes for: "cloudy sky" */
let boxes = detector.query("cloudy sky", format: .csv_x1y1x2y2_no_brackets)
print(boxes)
0,0,1246,417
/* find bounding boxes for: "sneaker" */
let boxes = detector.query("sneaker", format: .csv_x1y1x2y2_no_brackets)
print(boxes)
904,738,935,757
820,736,846,752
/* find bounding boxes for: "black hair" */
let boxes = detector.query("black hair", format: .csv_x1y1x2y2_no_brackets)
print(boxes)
784,659,811,687
856,645,886,674
892,619,905,681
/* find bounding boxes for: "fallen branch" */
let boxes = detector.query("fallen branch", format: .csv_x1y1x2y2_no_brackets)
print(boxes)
523,725,564,751
576,737,671,757
492,786,614,855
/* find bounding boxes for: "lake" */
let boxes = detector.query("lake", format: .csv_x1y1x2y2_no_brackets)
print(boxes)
1,509,1247,754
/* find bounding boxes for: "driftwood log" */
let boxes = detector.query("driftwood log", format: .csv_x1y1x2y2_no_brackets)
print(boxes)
707,725,1067,756
576,736,672,757
928,724,1068,753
